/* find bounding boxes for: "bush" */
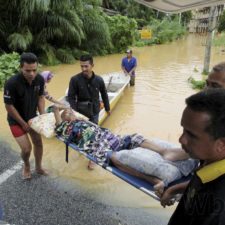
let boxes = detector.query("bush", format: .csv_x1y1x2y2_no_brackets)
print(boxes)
55,49,75,64
218,11,225,33
81,9,112,55
105,15,138,53
135,18,186,47
134,41,146,47
213,32,225,48
149,19,186,44
0,52,20,89
188,77,206,90
38,44,60,66
71,48,89,60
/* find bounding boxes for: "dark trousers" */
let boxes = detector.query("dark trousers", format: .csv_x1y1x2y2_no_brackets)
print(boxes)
130,76,135,86
89,114,99,125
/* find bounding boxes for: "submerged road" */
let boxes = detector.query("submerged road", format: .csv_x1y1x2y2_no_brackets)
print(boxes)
0,141,171,225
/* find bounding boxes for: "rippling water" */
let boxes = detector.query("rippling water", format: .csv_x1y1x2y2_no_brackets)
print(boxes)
0,35,224,209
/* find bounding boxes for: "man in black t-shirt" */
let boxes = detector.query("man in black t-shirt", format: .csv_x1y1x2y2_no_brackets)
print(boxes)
160,62,225,207
168,89,225,225
68,54,110,125
4,52,47,179
68,54,111,170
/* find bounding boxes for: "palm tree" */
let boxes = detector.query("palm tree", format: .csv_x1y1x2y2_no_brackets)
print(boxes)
0,0,85,63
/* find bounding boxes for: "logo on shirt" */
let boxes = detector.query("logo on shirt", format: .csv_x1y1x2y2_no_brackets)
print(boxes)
3,90,11,99
34,85,40,93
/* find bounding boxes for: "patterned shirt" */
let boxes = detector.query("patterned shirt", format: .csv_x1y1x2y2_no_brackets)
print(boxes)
55,120,144,162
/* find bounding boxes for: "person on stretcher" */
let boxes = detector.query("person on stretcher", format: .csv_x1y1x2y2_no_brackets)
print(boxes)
53,105,198,195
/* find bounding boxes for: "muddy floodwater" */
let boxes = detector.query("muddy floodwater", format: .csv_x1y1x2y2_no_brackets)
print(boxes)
1,35,224,212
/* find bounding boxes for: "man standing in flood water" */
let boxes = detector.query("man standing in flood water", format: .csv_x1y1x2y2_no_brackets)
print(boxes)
121,50,137,86
68,54,110,170
68,54,110,125
4,52,47,179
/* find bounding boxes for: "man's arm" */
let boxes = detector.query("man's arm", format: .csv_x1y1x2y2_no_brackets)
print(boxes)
52,105,63,125
121,59,129,75
128,65,137,75
99,78,110,113
160,181,189,207
37,77,46,114
68,77,77,110
121,66,128,75
5,104,30,132
46,95,66,106
38,95,45,115
128,58,137,75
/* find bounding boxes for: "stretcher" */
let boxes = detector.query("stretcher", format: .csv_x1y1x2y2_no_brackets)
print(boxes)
58,135,191,201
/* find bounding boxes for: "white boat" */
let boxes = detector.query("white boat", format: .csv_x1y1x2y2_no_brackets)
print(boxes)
56,72,130,125
99,72,130,124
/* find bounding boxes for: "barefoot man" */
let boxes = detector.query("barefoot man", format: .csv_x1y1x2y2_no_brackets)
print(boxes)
4,52,47,179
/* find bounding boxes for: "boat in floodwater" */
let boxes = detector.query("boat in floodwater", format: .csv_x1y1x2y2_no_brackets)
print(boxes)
52,72,130,125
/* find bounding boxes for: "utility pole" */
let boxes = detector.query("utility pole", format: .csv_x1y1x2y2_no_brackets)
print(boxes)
179,13,182,24
203,6,217,74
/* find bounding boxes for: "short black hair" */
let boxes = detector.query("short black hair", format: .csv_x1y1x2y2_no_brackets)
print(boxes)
211,62,225,74
20,52,38,66
186,88,225,139
80,54,93,65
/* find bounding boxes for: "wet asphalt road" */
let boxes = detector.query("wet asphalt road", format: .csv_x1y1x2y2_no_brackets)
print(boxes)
0,141,171,225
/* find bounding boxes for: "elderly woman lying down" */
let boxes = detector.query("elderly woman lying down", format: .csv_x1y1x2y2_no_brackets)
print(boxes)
31,105,198,194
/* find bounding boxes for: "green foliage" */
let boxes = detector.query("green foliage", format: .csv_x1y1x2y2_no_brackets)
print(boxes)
218,11,225,33
55,48,75,64
0,0,187,65
188,77,206,90
7,27,33,51
105,0,158,27
193,67,199,72
71,48,89,59
0,52,20,89
134,41,146,47
181,11,192,26
149,18,186,44
135,18,186,46
85,0,102,7
0,0,84,64
213,32,225,47
38,44,60,66
106,15,138,53
81,8,112,55
202,70,209,76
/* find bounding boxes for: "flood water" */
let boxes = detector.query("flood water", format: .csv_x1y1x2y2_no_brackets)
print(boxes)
1,35,224,211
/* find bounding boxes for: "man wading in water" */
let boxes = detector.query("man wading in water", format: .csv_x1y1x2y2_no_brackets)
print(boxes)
4,53,47,179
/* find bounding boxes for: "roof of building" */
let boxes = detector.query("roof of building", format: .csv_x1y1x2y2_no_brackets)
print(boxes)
134,0,225,13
